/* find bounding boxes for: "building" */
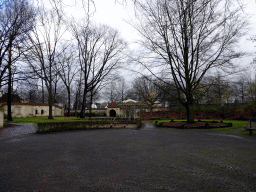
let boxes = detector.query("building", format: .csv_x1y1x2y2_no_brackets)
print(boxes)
80,99,167,118
0,102,64,118
106,100,145,118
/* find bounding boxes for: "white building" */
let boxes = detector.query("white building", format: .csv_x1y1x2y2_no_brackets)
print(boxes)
0,102,64,118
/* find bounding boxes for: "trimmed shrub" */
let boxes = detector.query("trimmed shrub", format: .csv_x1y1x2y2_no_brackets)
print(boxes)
36,120,112,133
36,118,139,133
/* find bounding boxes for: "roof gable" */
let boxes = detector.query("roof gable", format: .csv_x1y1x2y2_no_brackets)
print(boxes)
107,101,118,108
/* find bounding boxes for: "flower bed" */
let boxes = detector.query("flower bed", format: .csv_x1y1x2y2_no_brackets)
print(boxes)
156,121,232,129
142,110,256,120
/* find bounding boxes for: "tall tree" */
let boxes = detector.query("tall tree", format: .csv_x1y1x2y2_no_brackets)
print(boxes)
247,76,256,103
132,0,247,122
116,78,127,102
24,8,65,119
56,44,79,117
236,75,249,103
73,70,83,116
0,0,35,121
103,78,119,102
70,22,127,118
133,76,161,112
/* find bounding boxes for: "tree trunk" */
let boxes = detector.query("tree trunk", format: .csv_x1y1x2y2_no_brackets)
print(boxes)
54,81,57,102
80,81,87,118
80,92,87,118
74,77,82,117
186,104,194,123
74,93,78,117
48,82,53,119
48,96,53,119
41,69,44,103
67,88,71,117
74,88,80,117
48,101,53,119
7,46,12,121
89,90,93,118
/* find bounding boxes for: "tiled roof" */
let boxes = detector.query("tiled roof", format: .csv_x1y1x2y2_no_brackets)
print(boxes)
107,100,146,108
118,101,144,107
0,102,63,109
107,101,118,108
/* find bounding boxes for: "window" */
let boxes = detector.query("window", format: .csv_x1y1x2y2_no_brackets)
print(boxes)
41,110,44,114
35,110,38,114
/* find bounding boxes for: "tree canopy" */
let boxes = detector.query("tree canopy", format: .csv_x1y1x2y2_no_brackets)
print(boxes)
131,0,247,122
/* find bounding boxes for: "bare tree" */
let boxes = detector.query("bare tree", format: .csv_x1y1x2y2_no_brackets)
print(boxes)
131,0,247,122
247,75,256,103
17,78,41,103
133,76,161,112
88,81,102,117
236,75,249,103
87,58,108,117
70,21,127,118
0,0,35,121
0,0,35,87
155,79,184,107
56,44,79,117
116,78,128,102
104,80,119,102
24,8,65,119
73,70,83,116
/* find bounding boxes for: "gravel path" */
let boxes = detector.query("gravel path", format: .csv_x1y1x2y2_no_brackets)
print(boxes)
0,122,256,191
0,123,36,140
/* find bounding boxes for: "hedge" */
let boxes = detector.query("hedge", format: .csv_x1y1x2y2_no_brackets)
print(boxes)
36,119,141,133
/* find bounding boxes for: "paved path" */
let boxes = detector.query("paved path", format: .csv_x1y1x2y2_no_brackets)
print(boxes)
1,121,256,191
142,121,157,130
0,123,36,140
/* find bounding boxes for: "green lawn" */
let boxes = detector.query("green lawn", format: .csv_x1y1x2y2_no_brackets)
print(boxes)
4,116,80,123
150,119,248,132
4,117,251,134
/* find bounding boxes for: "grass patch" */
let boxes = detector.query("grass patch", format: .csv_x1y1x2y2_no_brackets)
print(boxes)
150,119,247,132
7,116,140,123
209,120,247,131
5,116,82,123
240,130,256,135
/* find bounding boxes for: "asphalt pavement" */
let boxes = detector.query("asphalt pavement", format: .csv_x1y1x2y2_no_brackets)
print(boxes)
0,122,256,191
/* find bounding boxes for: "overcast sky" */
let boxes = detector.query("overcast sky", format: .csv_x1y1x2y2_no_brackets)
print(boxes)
92,0,138,45
60,0,140,48
88,0,256,48
91,0,256,79
41,0,256,80
88,0,256,73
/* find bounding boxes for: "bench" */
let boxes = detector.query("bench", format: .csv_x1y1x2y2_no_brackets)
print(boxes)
245,120,256,135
